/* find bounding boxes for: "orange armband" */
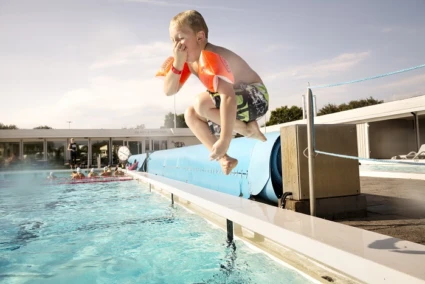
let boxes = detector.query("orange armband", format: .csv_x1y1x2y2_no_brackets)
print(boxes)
155,56,191,85
198,50,234,93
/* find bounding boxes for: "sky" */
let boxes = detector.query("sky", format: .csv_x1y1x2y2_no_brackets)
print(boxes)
1,0,425,129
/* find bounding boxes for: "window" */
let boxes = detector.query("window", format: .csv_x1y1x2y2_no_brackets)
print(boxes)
112,140,123,165
145,139,150,153
0,142,20,170
91,139,109,167
153,140,167,151
128,141,142,155
47,140,66,169
23,141,44,167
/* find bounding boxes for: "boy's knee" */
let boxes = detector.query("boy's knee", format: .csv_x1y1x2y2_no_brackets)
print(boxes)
184,106,196,120
194,94,210,116
193,96,202,114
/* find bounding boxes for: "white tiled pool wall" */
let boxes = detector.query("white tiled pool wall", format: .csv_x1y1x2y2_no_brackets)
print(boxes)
133,178,360,284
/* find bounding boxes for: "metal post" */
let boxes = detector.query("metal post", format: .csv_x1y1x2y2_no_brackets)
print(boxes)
306,88,316,216
171,193,174,205
313,95,317,117
226,219,234,243
174,95,177,129
413,112,421,151
301,95,306,119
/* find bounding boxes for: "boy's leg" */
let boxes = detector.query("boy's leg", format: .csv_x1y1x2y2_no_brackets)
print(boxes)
185,105,238,175
194,92,266,141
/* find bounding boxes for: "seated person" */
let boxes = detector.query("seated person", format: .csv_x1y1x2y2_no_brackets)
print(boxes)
100,166,112,177
114,165,125,176
47,172,57,180
88,168,98,178
71,167,85,179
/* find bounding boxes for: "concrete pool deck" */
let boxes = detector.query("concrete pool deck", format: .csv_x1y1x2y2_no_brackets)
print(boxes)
128,171,425,284
339,176,425,245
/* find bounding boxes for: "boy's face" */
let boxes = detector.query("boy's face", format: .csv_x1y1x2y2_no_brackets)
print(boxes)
169,23,203,63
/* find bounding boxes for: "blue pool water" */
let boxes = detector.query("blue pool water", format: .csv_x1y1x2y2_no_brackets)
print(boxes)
0,174,313,283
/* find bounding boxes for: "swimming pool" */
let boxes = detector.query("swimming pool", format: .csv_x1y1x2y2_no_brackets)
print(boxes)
0,174,314,283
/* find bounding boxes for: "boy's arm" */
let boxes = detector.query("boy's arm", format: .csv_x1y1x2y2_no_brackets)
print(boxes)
210,79,236,159
163,61,185,96
163,41,188,96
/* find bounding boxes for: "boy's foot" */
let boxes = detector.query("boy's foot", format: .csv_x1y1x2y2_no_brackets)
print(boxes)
246,121,267,142
220,155,238,175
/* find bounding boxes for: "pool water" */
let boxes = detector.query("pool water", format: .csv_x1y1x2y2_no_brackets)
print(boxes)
0,175,313,283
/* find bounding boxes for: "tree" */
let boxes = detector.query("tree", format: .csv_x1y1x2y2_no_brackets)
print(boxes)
317,104,340,116
163,112,188,128
318,96,383,116
34,125,53,129
0,123,18,129
266,106,303,126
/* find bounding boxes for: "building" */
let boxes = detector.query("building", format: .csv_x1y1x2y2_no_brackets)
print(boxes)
1,95,424,171
265,94,425,159
0,128,201,170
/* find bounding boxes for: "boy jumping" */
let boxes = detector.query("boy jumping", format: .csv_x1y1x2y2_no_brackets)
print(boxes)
163,10,269,175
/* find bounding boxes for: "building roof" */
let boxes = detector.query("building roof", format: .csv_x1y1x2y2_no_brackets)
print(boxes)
263,94,425,132
1,95,424,139
0,128,195,139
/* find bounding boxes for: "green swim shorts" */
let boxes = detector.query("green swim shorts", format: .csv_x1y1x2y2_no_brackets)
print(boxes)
207,82,269,134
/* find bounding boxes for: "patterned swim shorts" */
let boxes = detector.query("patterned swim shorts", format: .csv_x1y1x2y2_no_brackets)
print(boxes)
207,82,269,134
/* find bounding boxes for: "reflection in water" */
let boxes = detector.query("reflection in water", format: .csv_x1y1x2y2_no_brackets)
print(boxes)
1,221,43,251
76,216,175,232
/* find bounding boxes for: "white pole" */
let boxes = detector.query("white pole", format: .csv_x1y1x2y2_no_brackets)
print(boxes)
306,88,316,216
174,95,177,129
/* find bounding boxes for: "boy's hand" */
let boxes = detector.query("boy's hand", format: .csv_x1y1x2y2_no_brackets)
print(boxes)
173,40,187,67
210,138,230,161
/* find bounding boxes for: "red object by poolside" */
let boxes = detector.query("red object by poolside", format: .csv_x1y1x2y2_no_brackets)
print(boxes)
46,176,134,185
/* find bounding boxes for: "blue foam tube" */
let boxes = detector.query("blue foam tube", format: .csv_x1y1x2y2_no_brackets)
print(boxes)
128,131,283,204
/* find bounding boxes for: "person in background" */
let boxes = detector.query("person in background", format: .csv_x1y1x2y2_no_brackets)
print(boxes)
67,138,78,169
88,168,98,178
100,166,112,177
47,172,57,180
71,167,85,179
114,165,125,176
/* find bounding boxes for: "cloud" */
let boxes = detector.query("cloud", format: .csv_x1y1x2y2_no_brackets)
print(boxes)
90,41,171,70
265,51,371,81
264,44,295,53
375,73,425,101
11,73,205,129
124,0,247,12
381,27,393,33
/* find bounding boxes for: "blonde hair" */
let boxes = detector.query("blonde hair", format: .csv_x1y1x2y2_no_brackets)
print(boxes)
171,10,209,38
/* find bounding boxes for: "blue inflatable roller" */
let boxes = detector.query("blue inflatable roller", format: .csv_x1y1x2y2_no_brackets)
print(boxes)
129,131,283,204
